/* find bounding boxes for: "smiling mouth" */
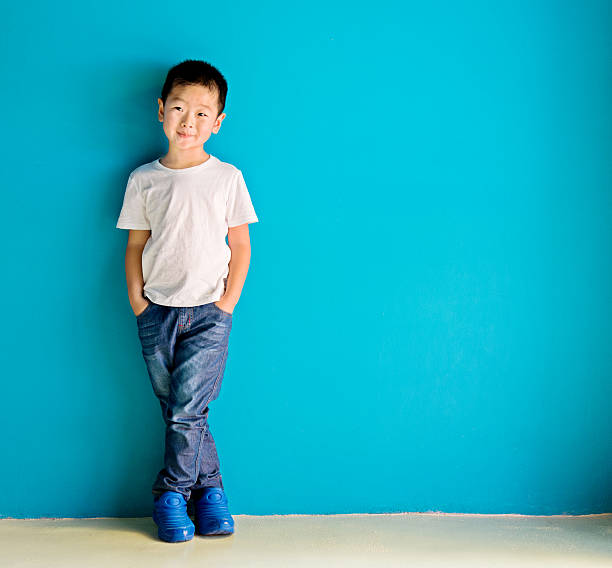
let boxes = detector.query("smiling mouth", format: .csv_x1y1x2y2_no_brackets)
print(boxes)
178,132,192,138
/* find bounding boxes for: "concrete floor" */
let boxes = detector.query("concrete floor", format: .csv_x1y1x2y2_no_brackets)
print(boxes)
1,513,611,567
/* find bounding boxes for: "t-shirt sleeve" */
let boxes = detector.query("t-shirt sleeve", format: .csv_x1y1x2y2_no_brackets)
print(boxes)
116,172,150,230
226,170,259,228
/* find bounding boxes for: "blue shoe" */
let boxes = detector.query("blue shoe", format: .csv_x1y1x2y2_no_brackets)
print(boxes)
193,487,235,535
152,491,195,542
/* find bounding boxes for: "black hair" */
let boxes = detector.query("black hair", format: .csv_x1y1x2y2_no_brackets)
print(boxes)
160,59,228,117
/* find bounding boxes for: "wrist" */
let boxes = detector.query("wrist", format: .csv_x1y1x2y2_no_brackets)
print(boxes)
129,291,147,304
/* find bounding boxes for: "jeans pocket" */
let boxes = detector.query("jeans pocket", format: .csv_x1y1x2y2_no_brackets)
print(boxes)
135,301,154,319
212,302,232,317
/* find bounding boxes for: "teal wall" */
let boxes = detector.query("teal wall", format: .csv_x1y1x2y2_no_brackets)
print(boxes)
2,0,610,518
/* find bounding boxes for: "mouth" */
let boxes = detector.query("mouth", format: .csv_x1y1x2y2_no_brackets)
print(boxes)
178,132,193,138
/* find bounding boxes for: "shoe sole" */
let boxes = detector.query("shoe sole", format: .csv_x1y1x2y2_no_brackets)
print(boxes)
195,515,234,535
196,526,234,536
158,526,195,542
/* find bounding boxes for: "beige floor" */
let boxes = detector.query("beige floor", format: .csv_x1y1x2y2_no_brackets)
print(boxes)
1,513,611,567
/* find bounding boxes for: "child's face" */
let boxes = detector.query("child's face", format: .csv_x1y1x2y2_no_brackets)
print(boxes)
157,83,226,152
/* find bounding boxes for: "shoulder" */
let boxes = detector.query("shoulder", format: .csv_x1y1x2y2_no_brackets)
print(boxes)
125,160,164,193
128,159,158,179
211,156,244,179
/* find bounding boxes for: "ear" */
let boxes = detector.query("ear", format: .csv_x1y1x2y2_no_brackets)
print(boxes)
212,112,226,134
157,98,165,122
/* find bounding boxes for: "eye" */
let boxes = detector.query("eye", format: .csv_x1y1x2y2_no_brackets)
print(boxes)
198,113,207,117
173,106,182,111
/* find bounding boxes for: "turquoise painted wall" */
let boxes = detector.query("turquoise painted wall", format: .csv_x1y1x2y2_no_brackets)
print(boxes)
1,0,610,518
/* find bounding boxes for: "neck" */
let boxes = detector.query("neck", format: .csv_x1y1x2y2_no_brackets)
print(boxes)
160,148,210,169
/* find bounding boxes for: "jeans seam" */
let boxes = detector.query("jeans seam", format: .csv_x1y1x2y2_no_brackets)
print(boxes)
192,428,206,489
192,343,228,484
208,343,228,411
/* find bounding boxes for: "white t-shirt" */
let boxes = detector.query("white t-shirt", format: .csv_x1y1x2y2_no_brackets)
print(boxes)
115,154,259,307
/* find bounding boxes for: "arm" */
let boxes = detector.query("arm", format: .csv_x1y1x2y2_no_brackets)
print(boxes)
216,223,252,314
124,229,151,316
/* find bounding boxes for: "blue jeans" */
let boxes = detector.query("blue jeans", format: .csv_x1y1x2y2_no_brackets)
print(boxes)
136,299,232,501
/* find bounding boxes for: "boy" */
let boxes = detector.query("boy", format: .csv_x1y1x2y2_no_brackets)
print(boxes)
115,59,258,543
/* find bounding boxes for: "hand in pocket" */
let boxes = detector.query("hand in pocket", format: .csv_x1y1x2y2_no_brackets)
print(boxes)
134,300,151,317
